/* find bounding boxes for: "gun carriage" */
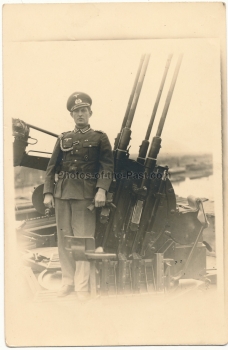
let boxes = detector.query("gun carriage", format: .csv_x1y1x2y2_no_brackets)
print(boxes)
13,54,213,299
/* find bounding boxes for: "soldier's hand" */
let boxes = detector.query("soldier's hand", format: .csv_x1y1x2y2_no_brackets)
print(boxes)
43,193,55,208
94,188,106,207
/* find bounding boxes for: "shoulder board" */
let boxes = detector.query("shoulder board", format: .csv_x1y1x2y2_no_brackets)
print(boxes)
94,130,105,134
58,131,71,139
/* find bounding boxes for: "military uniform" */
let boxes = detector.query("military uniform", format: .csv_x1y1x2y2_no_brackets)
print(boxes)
43,92,114,292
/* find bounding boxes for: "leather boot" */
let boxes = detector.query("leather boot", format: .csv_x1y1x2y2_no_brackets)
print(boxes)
57,285,74,297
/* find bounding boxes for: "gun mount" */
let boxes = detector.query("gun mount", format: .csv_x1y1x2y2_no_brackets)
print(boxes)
13,55,215,299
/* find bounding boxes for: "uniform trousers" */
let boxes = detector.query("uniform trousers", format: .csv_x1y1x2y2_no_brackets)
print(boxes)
55,198,96,291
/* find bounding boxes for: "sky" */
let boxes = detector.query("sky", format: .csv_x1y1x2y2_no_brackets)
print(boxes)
5,38,221,157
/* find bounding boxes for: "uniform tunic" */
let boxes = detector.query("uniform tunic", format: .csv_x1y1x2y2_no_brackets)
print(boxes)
43,125,114,290
44,125,114,198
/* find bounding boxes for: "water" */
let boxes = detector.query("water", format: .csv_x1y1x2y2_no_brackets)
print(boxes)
172,175,214,201
15,175,214,205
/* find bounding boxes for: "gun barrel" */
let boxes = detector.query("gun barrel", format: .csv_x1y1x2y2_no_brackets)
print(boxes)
121,54,146,131
156,54,183,137
114,54,146,151
27,123,58,138
115,54,150,166
125,54,151,129
145,54,173,141
137,54,173,163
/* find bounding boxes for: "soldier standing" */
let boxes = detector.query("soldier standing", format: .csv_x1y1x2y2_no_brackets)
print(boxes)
43,92,114,300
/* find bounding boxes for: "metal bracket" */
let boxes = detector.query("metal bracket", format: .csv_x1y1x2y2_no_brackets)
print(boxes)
100,260,110,296
117,253,127,294
131,253,142,293
153,253,164,292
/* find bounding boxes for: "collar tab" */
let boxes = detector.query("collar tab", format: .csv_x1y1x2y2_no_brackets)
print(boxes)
74,125,91,134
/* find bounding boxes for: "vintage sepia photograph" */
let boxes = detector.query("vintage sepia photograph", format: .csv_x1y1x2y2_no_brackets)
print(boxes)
3,3,227,347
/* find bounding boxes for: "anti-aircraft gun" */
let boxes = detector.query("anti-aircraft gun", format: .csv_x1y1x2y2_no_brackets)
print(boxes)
13,54,212,298
91,54,210,294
